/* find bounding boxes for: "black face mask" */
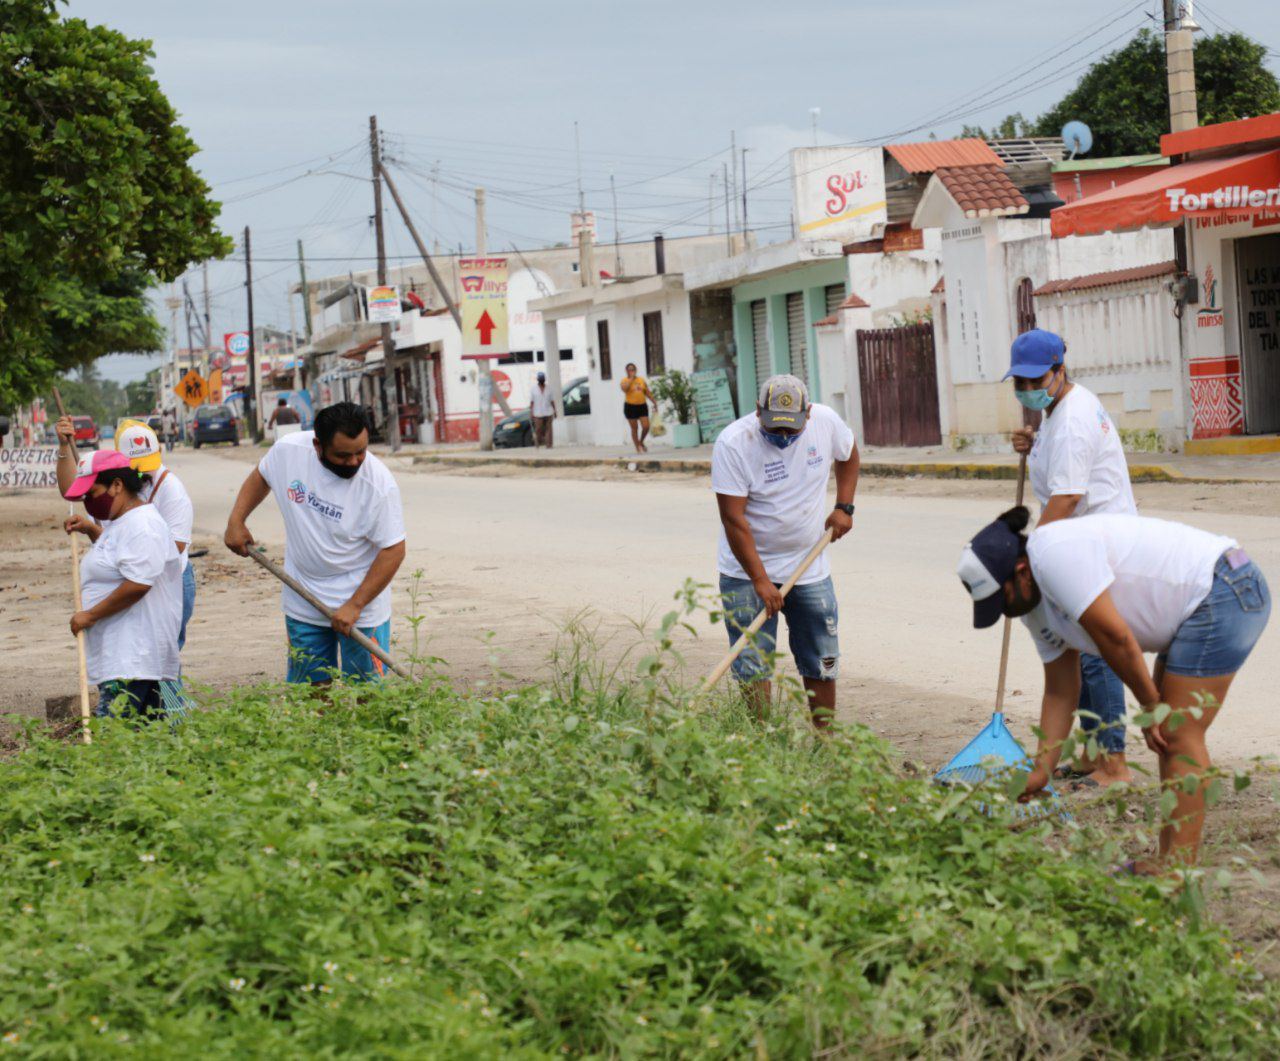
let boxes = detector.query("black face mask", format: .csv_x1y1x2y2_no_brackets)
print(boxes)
319,454,361,479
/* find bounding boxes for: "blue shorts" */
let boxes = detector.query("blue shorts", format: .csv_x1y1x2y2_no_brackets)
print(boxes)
285,616,391,684
719,574,839,684
1158,553,1270,678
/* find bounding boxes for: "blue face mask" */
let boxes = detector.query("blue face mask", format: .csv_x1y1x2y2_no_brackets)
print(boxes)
1015,369,1063,411
761,428,801,449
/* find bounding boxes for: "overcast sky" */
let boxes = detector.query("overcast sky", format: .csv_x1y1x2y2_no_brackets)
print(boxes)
65,0,1278,383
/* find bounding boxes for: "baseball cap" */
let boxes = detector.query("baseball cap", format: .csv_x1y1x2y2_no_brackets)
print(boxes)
1003,328,1065,380
64,449,133,499
956,514,1025,628
115,419,162,473
757,374,809,431
536,371,546,381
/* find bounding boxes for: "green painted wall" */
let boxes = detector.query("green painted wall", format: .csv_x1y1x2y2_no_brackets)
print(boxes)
729,260,846,408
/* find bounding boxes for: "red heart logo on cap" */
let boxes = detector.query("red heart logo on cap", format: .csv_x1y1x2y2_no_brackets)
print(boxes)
133,436,145,446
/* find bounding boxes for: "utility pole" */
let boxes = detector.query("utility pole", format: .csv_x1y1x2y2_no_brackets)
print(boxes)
707,171,716,236
202,261,212,363
574,120,585,215
475,186,494,451
182,278,197,373
244,225,261,443
297,240,312,341
729,131,738,242
741,147,750,241
610,172,622,276
370,114,401,452
1163,0,1198,134
289,284,301,392
722,162,732,254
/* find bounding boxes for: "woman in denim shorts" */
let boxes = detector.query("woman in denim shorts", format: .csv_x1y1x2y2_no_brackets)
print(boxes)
959,506,1270,870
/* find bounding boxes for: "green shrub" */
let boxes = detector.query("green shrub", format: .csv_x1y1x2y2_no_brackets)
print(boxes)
0,675,1275,1055
649,369,698,426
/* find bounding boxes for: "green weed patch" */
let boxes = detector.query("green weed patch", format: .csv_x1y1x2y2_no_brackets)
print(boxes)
1,681,1275,1055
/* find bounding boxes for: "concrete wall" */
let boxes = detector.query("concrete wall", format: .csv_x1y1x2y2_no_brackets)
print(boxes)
845,232,943,327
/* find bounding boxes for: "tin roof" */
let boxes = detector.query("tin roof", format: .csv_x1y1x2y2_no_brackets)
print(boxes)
886,139,1003,174
936,165,1029,218
1033,260,1176,296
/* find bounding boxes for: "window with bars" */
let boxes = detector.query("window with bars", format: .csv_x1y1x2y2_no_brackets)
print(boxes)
596,320,612,380
825,283,846,315
643,311,665,375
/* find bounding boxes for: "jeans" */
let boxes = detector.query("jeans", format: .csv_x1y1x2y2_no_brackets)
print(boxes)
1159,553,1270,677
178,562,196,651
719,574,839,684
97,680,164,721
1078,652,1127,754
285,617,392,684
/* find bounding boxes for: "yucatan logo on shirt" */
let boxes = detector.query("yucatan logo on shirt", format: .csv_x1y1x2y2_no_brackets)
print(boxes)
287,479,307,504
287,479,344,520
1096,407,1111,434
806,442,823,467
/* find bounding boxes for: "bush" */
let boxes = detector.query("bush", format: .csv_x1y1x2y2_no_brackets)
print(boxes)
648,369,698,426
0,674,1276,1055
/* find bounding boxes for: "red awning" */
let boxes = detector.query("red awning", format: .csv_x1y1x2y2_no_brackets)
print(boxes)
1050,149,1280,238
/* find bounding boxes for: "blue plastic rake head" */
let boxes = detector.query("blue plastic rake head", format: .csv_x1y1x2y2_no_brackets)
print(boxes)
934,712,1069,822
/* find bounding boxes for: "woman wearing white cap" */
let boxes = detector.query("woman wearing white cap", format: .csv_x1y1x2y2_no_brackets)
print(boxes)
958,506,1270,870
57,417,197,648
61,450,183,720
1007,328,1137,789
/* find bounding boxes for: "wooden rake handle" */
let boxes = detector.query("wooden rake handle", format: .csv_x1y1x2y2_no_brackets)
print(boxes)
52,387,92,745
246,549,412,679
699,529,835,694
992,454,1028,714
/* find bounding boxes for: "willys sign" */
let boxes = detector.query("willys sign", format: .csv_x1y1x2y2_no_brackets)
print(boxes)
792,146,887,244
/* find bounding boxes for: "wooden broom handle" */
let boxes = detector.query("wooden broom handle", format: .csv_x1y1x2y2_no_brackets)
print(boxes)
52,387,92,744
992,454,1027,714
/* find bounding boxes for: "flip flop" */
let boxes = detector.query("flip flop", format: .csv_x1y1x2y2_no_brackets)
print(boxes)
1053,765,1094,781
1069,777,1101,792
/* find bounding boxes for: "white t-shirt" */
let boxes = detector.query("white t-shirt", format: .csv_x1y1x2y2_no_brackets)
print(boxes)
530,385,555,417
711,404,855,585
1020,514,1235,663
258,431,406,628
80,505,183,684
98,466,194,570
1029,383,1136,517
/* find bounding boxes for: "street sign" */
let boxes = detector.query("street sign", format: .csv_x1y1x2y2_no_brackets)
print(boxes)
459,257,508,359
791,146,886,244
224,331,250,358
489,369,512,405
175,368,208,409
367,284,402,323
208,368,224,404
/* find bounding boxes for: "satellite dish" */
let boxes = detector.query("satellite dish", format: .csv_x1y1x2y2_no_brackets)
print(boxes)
1061,120,1093,159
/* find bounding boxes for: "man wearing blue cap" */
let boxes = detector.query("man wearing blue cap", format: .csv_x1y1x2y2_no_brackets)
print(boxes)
1007,328,1136,788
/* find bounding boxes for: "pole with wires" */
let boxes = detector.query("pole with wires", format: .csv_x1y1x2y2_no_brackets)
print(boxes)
741,147,750,242
297,240,312,341
369,114,401,453
244,226,261,443
722,162,732,254
610,172,621,277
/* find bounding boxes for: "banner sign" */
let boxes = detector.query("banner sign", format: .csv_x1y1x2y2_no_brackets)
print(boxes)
224,331,250,358
792,146,887,245
691,368,737,443
208,368,224,404
459,257,509,359
367,284,402,324
1,447,58,489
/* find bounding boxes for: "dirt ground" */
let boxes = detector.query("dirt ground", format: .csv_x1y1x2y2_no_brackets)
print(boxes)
2,459,1277,967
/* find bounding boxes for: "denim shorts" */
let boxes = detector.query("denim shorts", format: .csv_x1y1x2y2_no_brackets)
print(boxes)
1158,553,1271,678
719,574,839,684
285,617,392,684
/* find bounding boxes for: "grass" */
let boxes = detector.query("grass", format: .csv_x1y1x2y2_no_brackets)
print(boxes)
1,665,1277,1056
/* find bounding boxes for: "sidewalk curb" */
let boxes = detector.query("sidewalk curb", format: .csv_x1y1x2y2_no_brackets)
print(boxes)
408,452,1268,484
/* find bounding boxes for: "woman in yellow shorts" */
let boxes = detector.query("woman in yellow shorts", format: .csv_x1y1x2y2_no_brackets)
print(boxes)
620,362,657,453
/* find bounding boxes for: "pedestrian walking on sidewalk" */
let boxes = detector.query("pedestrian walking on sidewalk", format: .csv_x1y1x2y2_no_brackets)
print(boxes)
620,363,657,453
61,450,183,721
712,374,860,728
1008,329,1138,789
958,506,1270,871
162,408,178,453
223,402,406,685
530,371,556,448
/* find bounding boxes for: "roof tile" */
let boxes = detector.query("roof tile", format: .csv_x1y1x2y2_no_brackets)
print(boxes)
931,276,945,294
886,139,1003,174
936,165,1029,218
1033,260,1177,296
840,292,869,309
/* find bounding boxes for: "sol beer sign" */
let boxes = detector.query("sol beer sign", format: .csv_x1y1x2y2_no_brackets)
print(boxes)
791,146,887,244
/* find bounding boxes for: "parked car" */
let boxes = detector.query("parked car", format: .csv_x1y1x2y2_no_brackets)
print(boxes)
192,404,240,447
494,376,590,448
118,413,163,434
71,416,98,449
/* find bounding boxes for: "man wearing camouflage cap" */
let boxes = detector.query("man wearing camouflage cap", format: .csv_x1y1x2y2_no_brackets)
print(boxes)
710,373,860,727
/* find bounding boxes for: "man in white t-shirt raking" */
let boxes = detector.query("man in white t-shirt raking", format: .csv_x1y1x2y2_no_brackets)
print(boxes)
711,374,859,728
223,402,407,685
529,371,557,448
1007,328,1137,789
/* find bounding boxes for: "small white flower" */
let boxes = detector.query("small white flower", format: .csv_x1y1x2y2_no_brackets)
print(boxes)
634,1015,648,1026
472,887,484,895
824,842,838,853
471,767,490,778
228,978,246,992
138,853,156,863
3,1032,19,1045
306,780,319,796
1134,917,1147,927
261,846,276,856
399,762,409,770
46,859,61,868
323,961,339,974
858,851,868,860
20,904,33,914
301,983,315,993
318,984,333,994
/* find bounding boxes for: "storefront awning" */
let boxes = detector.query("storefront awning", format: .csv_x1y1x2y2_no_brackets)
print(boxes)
1050,149,1280,238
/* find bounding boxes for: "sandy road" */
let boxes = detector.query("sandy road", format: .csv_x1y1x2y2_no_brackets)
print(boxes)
4,446,1280,770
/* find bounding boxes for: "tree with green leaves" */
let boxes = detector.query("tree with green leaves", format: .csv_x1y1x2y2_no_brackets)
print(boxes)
0,0,231,406
963,31,1280,158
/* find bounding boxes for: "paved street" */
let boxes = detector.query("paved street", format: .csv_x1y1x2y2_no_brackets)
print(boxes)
9,446,1276,769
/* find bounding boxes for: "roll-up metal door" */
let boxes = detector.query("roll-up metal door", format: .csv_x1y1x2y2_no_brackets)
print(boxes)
786,292,807,383
751,299,769,391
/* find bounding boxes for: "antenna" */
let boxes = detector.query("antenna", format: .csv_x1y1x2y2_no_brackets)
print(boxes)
809,107,821,146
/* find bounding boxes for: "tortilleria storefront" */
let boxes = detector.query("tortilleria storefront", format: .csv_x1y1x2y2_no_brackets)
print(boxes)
1052,113,1280,443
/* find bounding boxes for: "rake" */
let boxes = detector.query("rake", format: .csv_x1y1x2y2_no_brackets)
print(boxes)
934,454,1068,823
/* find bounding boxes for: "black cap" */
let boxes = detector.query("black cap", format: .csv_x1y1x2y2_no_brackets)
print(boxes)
956,517,1024,629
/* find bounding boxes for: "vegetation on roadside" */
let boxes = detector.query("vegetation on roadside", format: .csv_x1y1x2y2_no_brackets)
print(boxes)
2,649,1276,1054
649,368,699,427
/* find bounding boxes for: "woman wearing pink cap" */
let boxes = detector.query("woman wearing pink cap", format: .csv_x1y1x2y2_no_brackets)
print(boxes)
62,451,184,720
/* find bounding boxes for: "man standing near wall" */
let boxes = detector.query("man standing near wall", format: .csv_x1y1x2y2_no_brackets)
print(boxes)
712,373,860,728
529,371,556,448
223,402,406,684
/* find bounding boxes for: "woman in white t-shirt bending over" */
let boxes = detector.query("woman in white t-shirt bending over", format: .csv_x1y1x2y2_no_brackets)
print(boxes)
62,451,184,721
958,507,1270,871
